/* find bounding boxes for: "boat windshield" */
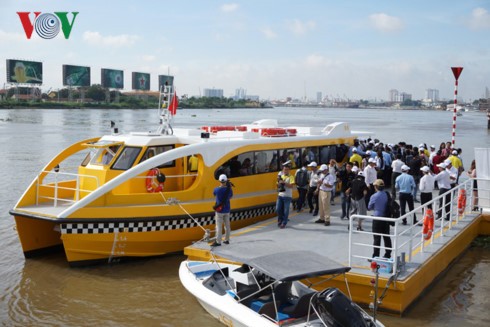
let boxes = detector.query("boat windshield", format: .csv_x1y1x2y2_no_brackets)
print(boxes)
81,141,123,167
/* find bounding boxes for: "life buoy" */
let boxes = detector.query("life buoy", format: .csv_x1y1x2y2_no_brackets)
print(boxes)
457,189,466,215
146,168,165,193
422,208,434,240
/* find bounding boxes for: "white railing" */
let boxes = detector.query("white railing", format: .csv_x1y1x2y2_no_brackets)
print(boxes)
36,170,100,206
35,169,199,207
348,177,487,276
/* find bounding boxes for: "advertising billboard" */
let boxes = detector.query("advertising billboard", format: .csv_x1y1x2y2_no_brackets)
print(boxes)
63,65,91,87
101,68,124,89
6,59,43,84
158,75,174,91
132,72,150,91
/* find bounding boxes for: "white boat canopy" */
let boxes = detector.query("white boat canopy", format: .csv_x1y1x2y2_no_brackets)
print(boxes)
212,245,351,282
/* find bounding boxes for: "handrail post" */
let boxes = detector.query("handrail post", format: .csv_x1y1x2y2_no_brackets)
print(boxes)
36,176,40,206
348,216,352,267
408,215,413,262
76,174,80,201
54,172,58,207
392,220,398,275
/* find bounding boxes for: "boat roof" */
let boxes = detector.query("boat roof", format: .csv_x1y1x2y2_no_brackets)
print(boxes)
212,245,350,281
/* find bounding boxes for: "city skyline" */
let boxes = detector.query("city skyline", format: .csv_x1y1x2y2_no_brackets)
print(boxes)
1,0,489,101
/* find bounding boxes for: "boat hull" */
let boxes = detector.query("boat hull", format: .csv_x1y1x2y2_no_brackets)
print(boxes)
13,204,276,266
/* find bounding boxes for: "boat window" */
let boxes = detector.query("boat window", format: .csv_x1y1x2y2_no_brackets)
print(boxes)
306,147,319,164
112,147,142,170
279,148,299,168
255,150,275,173
320,144,350,165
81,152,91,167
139,145,175,168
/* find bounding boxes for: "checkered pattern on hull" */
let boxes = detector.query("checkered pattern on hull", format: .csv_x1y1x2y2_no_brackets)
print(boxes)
60,204,276,235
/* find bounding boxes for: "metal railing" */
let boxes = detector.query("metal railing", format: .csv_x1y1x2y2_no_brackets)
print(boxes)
348,177,487,276
35,169,199,207
36,170,100,206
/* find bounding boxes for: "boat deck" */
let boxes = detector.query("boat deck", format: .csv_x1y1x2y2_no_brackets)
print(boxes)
184,194,488,315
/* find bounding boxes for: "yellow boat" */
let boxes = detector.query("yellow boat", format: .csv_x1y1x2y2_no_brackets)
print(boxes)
10,85,359,266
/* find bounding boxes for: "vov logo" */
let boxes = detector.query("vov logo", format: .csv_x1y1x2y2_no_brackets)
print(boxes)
17,12,79,39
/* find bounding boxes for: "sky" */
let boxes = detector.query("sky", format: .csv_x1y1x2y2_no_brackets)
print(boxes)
1,0,489,101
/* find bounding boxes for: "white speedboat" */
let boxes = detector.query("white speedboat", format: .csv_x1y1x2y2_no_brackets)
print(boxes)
179,247,384,327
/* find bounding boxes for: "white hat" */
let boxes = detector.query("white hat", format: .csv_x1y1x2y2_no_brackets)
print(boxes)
307,161,317,167
368,158,376,164
352,148,357,152
219,174,228,182
401,165,410,171
357,171,365,177
430,145,435,149
419,143,425,148
437,162,447,169
282,160,291,166
319,164,328,171
452,150,458,155
352,166,359,172
419,147,425,152
366,150,372,155
420,166,430,173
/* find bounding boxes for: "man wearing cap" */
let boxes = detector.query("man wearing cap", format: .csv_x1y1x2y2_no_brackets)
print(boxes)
395,165,417,225
368,179,392,259
316,164,336,226
294,162,309,212
445,160,458,188
346,170,368,231
307,162,320,215
434,162,452,220
447,150,463,182
419,166,435,210
211,174,233,246
338,162,356,219
276,162,295,228
363,157,377,206
428,145,437,169
349,148,362,168
391,154,405,199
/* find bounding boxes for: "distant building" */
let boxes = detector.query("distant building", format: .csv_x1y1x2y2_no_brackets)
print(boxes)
316,91,322,103
203,88,223,98
399,92,412,102
389,89,399,102
234,88,246,100
425,88,439,102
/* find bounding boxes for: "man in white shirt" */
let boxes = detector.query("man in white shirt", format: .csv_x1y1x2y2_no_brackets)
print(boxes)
315,164,336,226
390,154,405,199
434,162,452,220
419,166,435,210
364,157,377,205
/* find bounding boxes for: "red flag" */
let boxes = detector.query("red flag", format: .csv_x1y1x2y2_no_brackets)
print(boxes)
169,91,178,115
451,67,463,81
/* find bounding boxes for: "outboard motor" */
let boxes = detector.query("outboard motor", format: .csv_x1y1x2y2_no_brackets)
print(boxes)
314,288,370,327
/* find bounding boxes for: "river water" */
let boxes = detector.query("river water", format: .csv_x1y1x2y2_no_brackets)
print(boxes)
0,107,489,326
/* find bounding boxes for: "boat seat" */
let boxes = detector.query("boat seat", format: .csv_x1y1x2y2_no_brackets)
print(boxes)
258,300,281,321
281,292,315,318
203,268,234,296
272,281,292,303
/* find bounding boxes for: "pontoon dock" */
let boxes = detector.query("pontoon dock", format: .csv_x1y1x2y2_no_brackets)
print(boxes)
184,178,489,315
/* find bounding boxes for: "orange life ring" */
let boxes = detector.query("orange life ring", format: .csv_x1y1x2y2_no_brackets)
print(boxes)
422,208,434,240
146,168,165,193
457,189,466,215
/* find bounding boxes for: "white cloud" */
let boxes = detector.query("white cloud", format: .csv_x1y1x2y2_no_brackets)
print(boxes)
369,13,404,33
304,54,333,67
0,29,26,42
82,31,139,47
261,27,277,39
286,19,316,36
142,55,156,62
468,7,490,30
221,3,239,13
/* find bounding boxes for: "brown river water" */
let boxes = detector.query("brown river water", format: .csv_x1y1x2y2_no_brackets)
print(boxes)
1,108,489,326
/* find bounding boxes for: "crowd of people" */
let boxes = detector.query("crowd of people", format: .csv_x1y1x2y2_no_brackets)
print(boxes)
211,138,479,259
275,138,478,259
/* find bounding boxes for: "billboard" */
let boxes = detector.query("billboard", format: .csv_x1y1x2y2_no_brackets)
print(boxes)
101,68,124,89
6,59,43,84
158,75,174,91
63,65,91,87
132,72,150,91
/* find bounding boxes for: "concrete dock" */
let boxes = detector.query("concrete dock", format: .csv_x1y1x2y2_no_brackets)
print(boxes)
184,193,489,315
